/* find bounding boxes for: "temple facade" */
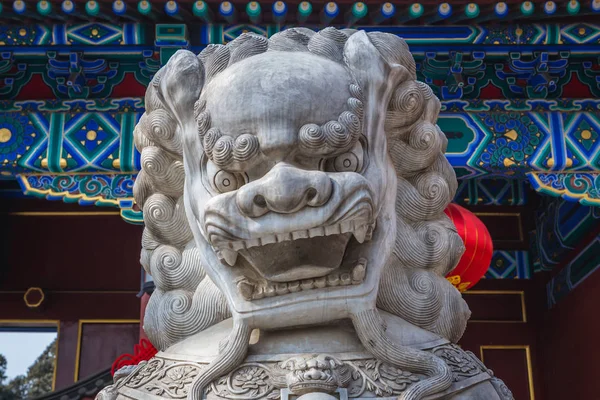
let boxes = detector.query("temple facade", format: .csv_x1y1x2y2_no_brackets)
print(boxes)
1,1,599,399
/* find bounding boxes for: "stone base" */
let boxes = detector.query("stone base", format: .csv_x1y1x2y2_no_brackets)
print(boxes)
98,312,512,400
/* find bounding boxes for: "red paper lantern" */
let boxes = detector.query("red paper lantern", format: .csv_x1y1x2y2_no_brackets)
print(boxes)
443,203,493,292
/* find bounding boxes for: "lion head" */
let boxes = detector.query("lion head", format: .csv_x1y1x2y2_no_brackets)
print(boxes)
134,28,468,349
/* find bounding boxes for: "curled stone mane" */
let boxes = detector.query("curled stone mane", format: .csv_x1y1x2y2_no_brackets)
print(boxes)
134,82,230,351
135,26,468,366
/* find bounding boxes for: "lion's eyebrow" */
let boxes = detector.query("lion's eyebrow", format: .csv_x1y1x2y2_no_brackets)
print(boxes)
206,146,262,173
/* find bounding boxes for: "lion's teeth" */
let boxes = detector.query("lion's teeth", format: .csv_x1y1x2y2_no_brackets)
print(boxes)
237,280,254,300
308,227,325,238
264,283,276,297
292,230,310,240
288,281,301,292
277,233,292,242
340,273,352,286
366,223,375,241
220,249,238,266
222,219,374,251
352,258,367,284
261,234,277,245
248,261,369,299
353,225,368,244
300,279,315,290
325,224,341,236
326,274,340,287
231,241,246,251
340,220,353,233
252,286,264,300
314,276,327,288
275,283,289,295
246,238,261,248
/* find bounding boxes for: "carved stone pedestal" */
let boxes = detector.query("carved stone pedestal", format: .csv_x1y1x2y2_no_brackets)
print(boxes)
99,312,512,400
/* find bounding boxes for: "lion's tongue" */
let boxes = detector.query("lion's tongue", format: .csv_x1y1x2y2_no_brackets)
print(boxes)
239,233,351,282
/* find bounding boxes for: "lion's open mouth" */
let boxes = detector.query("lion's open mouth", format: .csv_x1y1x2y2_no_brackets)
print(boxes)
211,219,375,300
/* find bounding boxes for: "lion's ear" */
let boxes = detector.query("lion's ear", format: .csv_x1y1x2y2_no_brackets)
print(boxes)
343,32,410,99
154,50,206,178
157,49,205,125
342,32,410,197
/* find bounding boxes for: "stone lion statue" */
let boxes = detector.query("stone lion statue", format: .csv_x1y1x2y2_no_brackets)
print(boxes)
98,28,513,400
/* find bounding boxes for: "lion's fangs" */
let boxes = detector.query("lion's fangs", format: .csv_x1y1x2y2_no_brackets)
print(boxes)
215,221,375,267
236,258,368,301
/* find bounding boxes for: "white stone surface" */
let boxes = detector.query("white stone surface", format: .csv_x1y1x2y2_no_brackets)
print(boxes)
98,27,513,400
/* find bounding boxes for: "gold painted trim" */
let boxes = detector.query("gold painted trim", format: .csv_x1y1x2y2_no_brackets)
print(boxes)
23,287,45,308
7,211,121,217
528,172,600,207
473,212,524,242
463,290,527,323
0,319,59,325
480,345,535,400
74,319,140,382
0,319,59,391
16,173,135,209
52,323,60,391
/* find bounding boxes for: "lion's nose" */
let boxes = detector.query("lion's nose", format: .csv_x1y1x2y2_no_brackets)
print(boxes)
236,163,333,217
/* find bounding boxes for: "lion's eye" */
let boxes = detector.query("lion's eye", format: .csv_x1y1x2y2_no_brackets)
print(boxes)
325,151,360,173
323,140,365,173
214,170,240,193
333,152,359,172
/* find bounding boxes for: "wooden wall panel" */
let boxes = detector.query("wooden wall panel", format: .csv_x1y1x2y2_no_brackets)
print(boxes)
464,291,526,322
75,321,139,381
0,292,139,320
540,268,600,400
55,321,79,390
458,279,546,400
0,212,142,292
481,346,534,400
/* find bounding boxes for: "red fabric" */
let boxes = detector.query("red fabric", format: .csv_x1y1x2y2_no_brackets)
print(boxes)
111,338,158,376
444,203,493,291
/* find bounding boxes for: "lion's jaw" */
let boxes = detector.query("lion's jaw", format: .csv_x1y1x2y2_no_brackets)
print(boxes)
203,166,376,295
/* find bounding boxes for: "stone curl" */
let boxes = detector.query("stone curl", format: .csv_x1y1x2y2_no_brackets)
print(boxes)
298,109,362,156
202,129,261,167
144,194,193,249
389,122,442,174
377,267,470,343
307,27,349,63
228,33,269,66
199,44,230,81
144,81,164,113
144,279,232,351
148,109,183,156
150,243,206,292
133,114,153,152
140,146,185,198
268,28,313,52
132,169,153,210
386,81,426,132
377,268,443,328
